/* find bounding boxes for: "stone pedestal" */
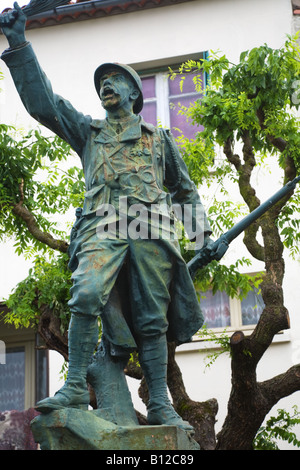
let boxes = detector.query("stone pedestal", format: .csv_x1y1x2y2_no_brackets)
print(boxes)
30,408,199,451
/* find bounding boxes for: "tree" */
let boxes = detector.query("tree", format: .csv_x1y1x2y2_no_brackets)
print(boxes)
1,36,300,450
0,121,83,356
170,35,300,449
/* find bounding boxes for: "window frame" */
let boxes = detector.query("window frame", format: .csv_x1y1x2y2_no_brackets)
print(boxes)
0,314,49,411
201,294,261,335
1,340,35,410
196,272,266,335
141,70,205,131
130,51,207,132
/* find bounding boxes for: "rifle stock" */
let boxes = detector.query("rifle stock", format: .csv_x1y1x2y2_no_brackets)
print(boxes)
187,175,300,280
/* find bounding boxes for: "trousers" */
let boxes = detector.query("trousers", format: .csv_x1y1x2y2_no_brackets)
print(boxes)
67,214,180,352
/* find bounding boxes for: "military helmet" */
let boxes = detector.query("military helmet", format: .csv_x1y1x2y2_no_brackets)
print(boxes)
94,62,143,114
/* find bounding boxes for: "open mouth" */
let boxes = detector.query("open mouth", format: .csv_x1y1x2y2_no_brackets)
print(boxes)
101,86,116,100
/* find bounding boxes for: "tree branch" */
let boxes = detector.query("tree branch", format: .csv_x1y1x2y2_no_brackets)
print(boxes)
259,364,300,409
256,106,288,153
37,305,68,360
12,179,69,253
224,133,265,261
223,137,242,172
239,130,261,211
243,223,265,261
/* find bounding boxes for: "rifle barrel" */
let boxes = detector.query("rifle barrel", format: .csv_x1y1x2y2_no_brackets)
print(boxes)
225,175,300,244
187,175,300,279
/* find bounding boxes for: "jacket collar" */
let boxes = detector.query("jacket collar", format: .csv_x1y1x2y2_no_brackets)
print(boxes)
91,116,155,143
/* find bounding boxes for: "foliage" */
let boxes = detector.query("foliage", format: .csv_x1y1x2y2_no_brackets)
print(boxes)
0,65,82,328
175,36,300,156
0,124,85,256
171,35,300,261
168,36,300,388
277,190,300,258
0,102,85,330
196,324,231,368
4,253,72,331
253,406,300,450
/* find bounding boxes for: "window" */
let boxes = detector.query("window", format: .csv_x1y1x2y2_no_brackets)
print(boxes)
0,346,26,411
241,288,265,326
198,285,265,332
0,310,49,411
139,63,205,139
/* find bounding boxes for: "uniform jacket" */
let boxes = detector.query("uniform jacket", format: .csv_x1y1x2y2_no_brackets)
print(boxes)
1,42,211,238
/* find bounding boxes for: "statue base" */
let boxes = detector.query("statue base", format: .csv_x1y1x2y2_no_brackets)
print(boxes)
31,408,199,451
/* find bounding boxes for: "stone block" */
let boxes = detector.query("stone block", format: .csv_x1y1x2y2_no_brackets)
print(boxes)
31,408,199,451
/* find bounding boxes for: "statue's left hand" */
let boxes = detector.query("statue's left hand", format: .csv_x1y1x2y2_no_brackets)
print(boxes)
195,234,214,253
1,2,27,48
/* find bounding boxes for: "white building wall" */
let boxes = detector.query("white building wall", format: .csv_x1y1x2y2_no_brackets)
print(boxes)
0,0,299,446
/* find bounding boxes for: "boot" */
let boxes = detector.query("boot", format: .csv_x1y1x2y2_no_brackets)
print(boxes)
138,334,194,434
35,313,98,413
87,336,138,426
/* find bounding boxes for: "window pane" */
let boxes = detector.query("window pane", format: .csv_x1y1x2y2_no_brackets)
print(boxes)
140,101,157,126
0,346,25,411
169,95,203,139
141,76,157,125
241,288,265,325
169,72,203,96
36,336,48,403
200,290,231,328
141,76,156,99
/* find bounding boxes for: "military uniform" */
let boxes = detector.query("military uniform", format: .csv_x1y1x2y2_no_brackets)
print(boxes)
2,42,211,356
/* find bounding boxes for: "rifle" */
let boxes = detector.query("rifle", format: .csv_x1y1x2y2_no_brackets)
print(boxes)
1,0,70,20
187,175,300,280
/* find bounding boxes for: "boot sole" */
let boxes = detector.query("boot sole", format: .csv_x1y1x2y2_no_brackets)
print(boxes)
148,411,195,434
35,402,88,414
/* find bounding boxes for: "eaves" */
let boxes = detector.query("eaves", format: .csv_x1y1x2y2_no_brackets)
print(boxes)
13,0,198,30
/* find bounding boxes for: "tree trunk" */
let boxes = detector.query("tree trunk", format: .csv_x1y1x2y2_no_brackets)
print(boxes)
216,331,270,449
216,206,291,449
167,342,218,449
37,305,68,360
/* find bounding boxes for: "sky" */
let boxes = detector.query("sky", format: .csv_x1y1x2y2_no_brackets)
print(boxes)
0,0,24,12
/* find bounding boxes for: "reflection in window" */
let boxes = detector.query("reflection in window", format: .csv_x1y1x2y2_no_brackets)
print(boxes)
168,72,204,140
140,69,203,139
140,75,157,126
0,346,25,411
199,290,231,328
241,288,265,326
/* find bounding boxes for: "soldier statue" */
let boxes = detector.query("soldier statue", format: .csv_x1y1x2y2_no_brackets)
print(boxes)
1,3,214,433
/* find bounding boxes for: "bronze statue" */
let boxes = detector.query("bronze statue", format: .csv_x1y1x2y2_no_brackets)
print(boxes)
1,2,214,433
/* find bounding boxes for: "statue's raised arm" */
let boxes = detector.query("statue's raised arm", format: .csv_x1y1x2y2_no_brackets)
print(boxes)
0,2,27,49
0,0,73,47
0,2,92,155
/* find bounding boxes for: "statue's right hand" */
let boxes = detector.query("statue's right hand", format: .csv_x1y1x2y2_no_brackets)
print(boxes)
0,2,27,48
